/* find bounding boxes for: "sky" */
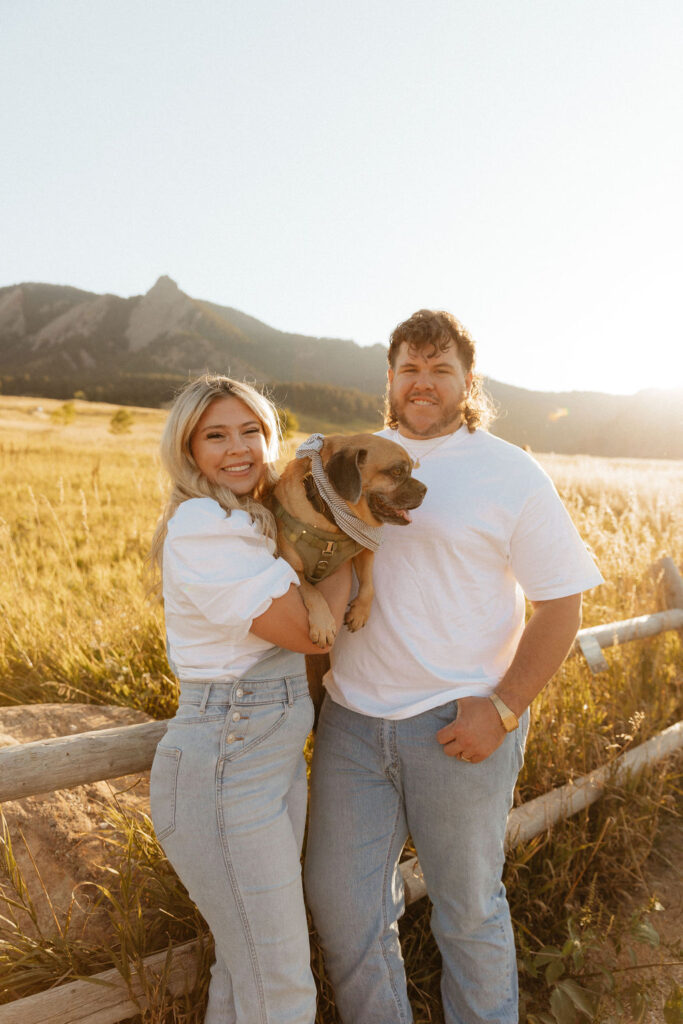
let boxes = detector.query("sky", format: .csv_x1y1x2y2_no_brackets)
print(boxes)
1,0,681,395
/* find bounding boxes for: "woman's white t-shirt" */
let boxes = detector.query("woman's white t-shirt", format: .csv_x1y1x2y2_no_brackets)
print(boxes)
163,498,299,682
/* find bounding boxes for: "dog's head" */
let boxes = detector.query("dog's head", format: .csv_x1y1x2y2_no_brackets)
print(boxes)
320,434,427,526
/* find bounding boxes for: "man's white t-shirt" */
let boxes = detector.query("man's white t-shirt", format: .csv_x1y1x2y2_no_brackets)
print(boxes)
324,427,603,720
163,498,299,682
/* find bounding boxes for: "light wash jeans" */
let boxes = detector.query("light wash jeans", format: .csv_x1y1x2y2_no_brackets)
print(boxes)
304,695,530,1024
150,648,316,1024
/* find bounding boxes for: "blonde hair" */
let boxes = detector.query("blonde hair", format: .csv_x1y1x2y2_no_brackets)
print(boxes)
148,375,281,593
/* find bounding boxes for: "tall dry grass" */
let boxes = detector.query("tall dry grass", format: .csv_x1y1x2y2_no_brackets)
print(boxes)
0,399,173,716
1,398,681,1021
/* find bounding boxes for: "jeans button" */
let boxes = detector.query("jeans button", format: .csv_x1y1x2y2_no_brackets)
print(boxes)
232,711,240,722
227,733,235,744
235,688,243,698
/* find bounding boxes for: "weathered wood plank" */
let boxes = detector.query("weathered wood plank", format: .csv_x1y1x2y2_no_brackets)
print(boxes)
574,609,683,673
0,720,169,803
505,719,683,848
0,940,199,1024
576,633,609,673
580,609,683,648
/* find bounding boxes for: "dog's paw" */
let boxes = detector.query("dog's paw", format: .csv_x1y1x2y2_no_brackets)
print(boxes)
309,617,338,649
344,601,370,632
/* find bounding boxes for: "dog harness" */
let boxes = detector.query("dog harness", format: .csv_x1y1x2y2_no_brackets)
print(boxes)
272,499,365,583
295,434,383,552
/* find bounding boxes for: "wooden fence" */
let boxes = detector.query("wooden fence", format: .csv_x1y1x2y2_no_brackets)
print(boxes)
1,556,682,1024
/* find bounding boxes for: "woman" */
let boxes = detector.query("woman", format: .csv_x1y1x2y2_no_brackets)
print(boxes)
148,374,350,1024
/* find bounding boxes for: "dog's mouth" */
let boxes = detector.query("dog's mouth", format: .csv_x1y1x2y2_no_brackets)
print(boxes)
367,493,416,525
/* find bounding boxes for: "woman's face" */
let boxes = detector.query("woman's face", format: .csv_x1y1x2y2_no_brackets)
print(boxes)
190,396,268,495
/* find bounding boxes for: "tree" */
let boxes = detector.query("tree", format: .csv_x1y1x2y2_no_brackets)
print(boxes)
50,401,76,426
109,408,135,434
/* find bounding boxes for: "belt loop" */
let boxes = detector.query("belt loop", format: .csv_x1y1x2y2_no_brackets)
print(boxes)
198,683,211,714
284,676,294,707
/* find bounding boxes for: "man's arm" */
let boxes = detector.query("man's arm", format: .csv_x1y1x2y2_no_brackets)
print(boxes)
436,593,583,762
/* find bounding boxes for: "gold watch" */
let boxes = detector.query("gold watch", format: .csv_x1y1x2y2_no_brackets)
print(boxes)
489,693,519,732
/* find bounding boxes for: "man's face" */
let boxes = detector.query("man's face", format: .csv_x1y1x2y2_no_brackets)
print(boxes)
388,341,473,439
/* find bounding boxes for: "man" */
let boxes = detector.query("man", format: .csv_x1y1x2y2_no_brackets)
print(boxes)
304,309,603,1023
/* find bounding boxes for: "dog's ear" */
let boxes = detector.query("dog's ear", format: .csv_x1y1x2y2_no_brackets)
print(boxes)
326,448,365,504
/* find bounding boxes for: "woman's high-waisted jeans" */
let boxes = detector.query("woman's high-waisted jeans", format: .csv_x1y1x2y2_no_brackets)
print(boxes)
150,649,315,1024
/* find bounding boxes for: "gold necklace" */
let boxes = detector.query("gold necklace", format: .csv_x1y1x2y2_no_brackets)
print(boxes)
392,429,456,468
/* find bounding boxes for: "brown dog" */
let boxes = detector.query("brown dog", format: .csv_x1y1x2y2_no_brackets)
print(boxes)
268,433,426,649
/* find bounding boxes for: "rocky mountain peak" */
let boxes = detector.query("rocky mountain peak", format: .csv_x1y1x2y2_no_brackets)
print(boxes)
126,276,196,352
148,274,180,295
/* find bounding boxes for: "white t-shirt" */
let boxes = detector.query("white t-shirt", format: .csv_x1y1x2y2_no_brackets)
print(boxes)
163,498,300,682
324,427,603,719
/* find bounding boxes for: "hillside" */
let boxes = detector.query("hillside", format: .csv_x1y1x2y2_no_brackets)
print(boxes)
0,276,388,391
0,276,680,457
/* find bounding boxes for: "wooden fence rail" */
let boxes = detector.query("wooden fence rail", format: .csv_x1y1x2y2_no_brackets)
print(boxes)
575,608,683,673
0,940,201,1024
574,555,683,673
1,555,681,1023
0,720,169,804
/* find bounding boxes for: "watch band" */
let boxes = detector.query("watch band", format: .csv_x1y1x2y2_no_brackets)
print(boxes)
489,693,519,732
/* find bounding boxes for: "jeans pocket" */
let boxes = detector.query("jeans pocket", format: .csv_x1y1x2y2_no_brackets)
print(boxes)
150,745,182,841
224,700,290,762
432,698,459,728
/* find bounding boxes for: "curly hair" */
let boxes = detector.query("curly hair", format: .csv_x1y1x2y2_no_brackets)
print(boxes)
384,309,496,433
147,374,281,593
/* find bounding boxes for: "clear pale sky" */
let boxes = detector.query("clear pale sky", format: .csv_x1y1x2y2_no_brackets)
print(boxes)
2,1,681,394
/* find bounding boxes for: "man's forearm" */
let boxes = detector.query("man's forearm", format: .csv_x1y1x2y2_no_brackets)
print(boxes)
495,593,583,718
436,592,583,761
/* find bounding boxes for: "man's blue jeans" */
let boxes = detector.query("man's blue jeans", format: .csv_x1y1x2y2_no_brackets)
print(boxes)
304,695,530,1024
150,650,316,1024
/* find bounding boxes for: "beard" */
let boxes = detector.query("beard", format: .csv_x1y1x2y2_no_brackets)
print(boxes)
388,385,467,438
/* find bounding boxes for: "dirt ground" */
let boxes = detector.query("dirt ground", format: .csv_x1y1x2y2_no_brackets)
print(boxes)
0,703,153,942
603,811,683,1022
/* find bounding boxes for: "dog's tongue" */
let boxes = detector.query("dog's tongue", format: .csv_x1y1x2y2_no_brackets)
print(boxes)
396,509,412,523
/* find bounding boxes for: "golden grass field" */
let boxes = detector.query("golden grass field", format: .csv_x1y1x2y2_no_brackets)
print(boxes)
1,395,681,1022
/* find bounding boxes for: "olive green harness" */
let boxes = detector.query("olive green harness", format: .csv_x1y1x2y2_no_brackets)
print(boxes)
273,498,364,583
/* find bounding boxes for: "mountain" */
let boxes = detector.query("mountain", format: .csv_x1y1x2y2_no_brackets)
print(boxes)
0,276,387,387
486,380,683,460
0,276,680,458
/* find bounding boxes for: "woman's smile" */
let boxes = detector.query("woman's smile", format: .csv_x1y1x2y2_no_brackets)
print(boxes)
190,395,268,494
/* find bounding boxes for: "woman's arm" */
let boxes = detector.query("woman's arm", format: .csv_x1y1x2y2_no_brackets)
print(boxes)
250,562,353,654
